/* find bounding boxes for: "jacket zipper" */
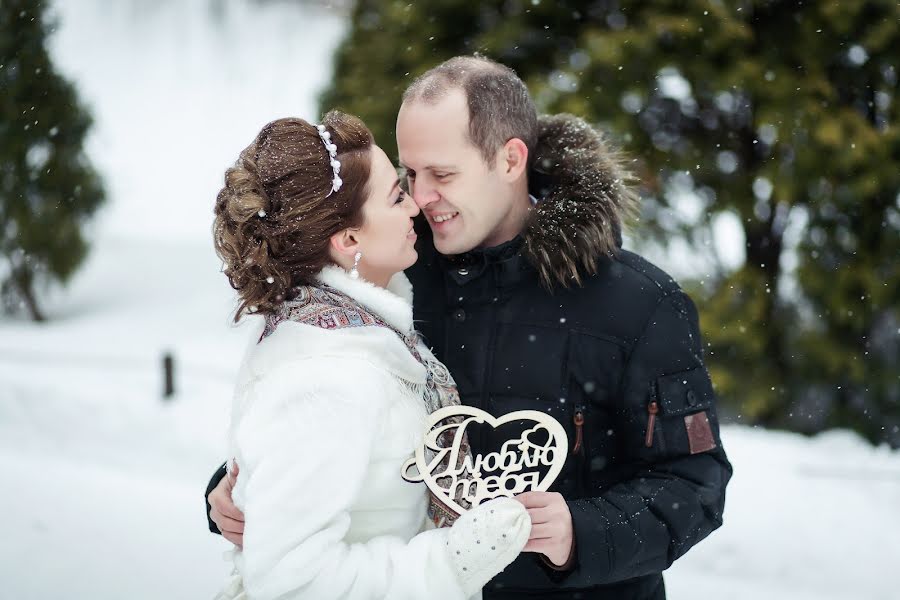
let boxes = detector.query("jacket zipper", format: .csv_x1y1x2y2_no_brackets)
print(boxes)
645,401,659,448
477,269,500,452
645,383,660,448
572,407,585,455
573,403,587,496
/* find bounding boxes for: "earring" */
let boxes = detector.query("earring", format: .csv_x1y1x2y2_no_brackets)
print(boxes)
350,251,362,279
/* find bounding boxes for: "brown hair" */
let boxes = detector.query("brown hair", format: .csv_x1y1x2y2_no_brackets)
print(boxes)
213,110,374,322
403,55,538,169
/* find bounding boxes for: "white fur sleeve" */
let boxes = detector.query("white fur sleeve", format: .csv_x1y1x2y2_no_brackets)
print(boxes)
231,357,467,600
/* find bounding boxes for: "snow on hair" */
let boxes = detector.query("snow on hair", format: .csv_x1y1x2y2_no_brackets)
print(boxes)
213,111,374,322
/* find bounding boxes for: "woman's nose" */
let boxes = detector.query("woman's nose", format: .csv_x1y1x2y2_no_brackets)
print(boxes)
407,198,421,217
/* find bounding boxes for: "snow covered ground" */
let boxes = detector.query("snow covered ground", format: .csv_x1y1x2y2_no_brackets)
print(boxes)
2,235,898,599
2,1,898,598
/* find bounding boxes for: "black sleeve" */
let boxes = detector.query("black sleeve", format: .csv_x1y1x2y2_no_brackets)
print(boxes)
561,290,733,587
205,462,228,535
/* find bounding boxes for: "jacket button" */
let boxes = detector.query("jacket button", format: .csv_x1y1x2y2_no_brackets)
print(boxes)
453,308,466,322
686,389,697,406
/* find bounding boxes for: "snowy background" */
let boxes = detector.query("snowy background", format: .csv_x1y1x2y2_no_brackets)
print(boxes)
1,1,897,598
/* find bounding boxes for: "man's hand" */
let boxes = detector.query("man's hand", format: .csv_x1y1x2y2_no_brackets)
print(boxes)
210,461,245,548
515,491,575,568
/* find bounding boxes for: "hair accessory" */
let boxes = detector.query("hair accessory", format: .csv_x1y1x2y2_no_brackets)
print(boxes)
316,124,342,196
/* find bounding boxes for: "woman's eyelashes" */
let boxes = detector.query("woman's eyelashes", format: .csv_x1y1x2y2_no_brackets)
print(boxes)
394,190,406,204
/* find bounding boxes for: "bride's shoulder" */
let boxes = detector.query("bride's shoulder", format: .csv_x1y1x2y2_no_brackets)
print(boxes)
235,351,393,424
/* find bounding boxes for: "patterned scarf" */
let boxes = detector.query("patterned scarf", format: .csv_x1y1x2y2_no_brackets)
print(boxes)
259,283,472,527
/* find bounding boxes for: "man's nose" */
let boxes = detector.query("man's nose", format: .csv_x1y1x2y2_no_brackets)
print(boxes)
412,184,440,210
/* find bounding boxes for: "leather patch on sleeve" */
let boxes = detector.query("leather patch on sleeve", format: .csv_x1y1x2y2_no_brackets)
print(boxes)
684,411,716,455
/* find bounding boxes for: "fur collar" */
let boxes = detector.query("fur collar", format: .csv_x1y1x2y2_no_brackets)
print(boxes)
316,265,415,333
240,266,424,385
524,113,639,289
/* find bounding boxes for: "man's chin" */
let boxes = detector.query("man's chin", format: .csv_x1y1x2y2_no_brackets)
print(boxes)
433,235,476,257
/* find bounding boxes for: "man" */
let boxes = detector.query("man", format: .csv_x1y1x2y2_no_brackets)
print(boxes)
207,56,732,599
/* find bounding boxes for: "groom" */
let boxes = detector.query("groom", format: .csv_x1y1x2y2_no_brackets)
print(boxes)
207,55,732,599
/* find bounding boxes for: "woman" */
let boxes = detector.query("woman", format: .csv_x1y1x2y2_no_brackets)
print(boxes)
212,111,530,600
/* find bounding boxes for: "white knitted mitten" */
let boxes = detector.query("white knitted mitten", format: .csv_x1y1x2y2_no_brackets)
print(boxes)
445,497,531,597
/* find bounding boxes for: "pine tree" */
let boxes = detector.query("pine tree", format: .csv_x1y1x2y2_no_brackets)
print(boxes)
0,0,105,321
321,0,900,445
532,1,900,444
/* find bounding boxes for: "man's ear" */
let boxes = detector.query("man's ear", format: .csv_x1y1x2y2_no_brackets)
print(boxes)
329,228,360,259
499,137,529,181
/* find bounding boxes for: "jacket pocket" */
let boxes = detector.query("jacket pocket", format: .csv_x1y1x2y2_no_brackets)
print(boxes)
644,366,718,458
488,323,567,401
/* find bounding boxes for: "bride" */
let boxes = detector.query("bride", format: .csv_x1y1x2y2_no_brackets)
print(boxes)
211,111,530,599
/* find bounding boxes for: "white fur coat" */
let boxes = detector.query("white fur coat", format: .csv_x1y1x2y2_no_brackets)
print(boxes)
220,266,472,600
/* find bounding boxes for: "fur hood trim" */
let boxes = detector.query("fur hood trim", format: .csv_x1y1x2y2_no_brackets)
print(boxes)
524,113,639,289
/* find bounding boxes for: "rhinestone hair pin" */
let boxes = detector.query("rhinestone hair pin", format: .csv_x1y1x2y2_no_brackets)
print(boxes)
316,124,342,196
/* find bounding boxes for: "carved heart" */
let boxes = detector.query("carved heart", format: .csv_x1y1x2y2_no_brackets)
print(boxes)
402,405,568,515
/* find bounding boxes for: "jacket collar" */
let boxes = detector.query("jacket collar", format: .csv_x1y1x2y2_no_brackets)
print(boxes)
438,236,531,289
425,113,639,291
524,113,639,289
316,265,414,333
242,266,425,385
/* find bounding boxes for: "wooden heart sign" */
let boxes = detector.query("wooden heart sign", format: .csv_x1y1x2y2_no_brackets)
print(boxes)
401,405,568,515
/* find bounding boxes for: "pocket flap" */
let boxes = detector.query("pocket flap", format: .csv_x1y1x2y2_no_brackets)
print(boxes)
656,367,713,416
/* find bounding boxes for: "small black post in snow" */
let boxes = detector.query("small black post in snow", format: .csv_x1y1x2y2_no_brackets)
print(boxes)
163,352,175,399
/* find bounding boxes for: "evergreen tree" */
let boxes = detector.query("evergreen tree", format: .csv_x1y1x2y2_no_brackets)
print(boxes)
321,0,900,445
0,0,105,321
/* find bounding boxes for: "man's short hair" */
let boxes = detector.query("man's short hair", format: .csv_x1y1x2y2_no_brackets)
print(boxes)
403,55,538,169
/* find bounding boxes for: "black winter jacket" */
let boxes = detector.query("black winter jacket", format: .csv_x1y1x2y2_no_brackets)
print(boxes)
205,114,731,600
405,114,732,599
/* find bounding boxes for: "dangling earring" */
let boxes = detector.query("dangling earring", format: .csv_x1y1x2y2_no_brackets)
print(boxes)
350,251,362,280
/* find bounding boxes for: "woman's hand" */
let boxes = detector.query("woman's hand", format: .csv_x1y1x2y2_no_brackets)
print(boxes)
446,496,531,596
